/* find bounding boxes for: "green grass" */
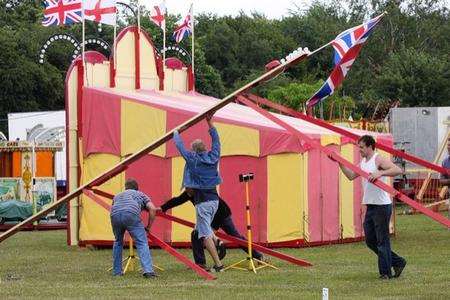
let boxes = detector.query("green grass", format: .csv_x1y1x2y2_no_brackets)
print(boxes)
1,213,449,299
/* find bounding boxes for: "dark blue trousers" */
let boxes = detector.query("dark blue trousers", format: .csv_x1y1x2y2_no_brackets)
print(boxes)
191,216,263,265
363,204,405,277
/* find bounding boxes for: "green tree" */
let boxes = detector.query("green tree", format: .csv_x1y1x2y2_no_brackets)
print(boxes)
375,49,449,106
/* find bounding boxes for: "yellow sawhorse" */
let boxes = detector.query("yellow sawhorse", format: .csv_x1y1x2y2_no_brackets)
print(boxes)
108,237,164,274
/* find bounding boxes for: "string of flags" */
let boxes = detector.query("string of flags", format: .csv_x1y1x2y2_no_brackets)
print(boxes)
41,0,193,43
41,1,382,105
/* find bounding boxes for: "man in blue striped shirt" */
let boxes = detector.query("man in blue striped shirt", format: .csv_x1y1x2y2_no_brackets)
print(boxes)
110,179,157,278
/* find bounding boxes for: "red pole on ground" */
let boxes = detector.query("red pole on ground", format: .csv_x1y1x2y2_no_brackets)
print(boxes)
146,232,216,280
157,212,313,267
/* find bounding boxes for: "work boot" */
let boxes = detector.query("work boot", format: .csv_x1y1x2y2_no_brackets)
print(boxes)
143,272,158,278
393,260,407,278
211,265,225,273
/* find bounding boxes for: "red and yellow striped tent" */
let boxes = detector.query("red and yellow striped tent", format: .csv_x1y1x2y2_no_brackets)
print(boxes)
65,26,394,247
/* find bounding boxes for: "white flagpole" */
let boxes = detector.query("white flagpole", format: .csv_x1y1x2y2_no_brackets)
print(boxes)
82,0,86,86
113,3,117,79
137,0,141,32
190,3,195,91
162,1,166,82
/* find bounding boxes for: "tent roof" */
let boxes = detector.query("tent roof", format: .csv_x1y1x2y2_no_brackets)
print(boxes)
89,87,390,139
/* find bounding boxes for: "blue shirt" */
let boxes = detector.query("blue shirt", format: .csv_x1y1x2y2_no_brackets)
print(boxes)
441,156,450,179
173,127,222,190
110,190,150,217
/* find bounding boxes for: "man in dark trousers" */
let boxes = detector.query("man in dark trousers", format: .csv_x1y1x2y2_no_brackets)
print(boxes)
332,135,406,279
158,189,265,270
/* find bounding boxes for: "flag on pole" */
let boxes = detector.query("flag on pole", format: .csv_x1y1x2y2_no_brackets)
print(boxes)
306,14,384,108
150,2,166,29
42,0,82,26
172,4,193,43
84,0,117,26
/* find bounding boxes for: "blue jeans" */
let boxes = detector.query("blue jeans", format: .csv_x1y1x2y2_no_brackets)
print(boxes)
191,216,263,265
363,204,405,277
195,200,218,239
110,211,154,275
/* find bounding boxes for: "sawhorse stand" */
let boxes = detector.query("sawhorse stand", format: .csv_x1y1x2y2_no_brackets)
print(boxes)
108,236,164,274
224,172,278,273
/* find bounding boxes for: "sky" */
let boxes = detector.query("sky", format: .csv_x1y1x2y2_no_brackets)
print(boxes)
163,0,311,19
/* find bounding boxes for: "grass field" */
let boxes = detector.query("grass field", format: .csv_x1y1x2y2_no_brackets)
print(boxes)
0,212,449,299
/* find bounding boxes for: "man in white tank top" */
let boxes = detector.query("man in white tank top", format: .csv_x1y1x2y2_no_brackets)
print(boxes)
335,135,406,279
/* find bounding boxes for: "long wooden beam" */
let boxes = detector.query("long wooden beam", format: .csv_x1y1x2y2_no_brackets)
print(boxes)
238,95,450,228
246,93,450,176
0,48,315,243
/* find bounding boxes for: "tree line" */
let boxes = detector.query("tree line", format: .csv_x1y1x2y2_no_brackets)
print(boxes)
0,0,449,134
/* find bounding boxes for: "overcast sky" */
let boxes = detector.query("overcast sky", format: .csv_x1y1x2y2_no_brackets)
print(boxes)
163,0,310,19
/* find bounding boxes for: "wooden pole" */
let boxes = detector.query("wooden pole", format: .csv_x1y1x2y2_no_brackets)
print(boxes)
416,130,450,200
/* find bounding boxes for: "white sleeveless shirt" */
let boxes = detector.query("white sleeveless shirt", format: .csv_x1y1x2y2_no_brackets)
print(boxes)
360,153,392,205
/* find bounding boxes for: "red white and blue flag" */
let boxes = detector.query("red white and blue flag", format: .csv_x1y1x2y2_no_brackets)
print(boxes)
42,0,82,27
172,5,193,43
306,14,383,108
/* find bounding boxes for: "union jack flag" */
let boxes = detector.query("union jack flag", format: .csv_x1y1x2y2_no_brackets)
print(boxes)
172,5,193,43
42,0,82,27
306,14,384,108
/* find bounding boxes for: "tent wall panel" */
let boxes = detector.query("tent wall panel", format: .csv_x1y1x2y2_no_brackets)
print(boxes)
307,148,322,242
339,143,355,238
121,99,166,157
267,153,303,242
320,144,340,241
219,156,268,243
214,123,260,157
82,88,121,156
164,69,188,92
139,36,159,89
79,153,124,241
300,152,309,241
260,130,305,156
166,111,212,158
115,31,136,89
86,62,110,87
170,157,196,242
125,155,172,241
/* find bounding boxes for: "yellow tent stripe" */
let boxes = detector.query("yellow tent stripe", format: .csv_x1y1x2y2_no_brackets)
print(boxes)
339,144,355,238
170,157,195,242
267,153,303,242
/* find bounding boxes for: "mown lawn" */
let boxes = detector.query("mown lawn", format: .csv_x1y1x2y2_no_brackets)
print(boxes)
0,212,449,299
